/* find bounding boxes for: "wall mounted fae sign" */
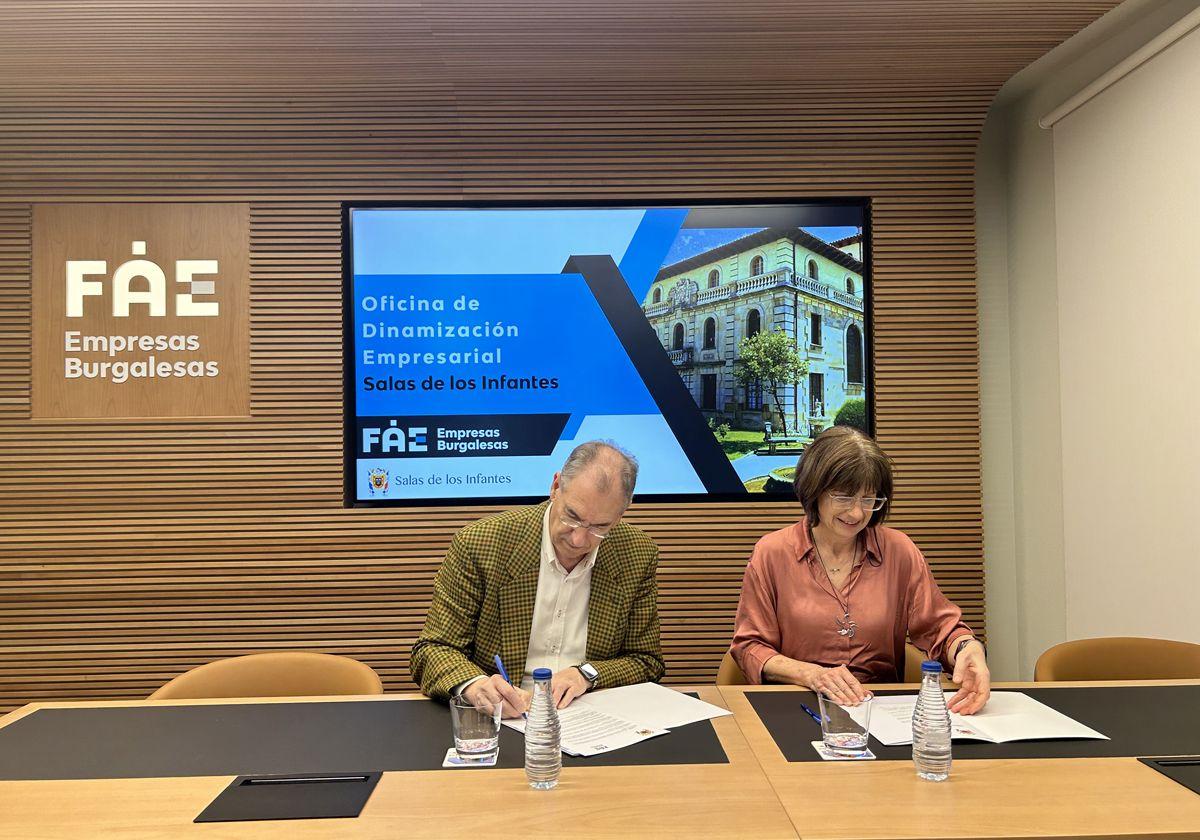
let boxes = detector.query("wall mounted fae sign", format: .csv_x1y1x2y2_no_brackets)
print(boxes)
32,203,249,418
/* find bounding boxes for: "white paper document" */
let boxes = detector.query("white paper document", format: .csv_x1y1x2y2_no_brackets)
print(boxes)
505,705,669,756
502,683,731,756
862,691,1109,746
572,681,732,730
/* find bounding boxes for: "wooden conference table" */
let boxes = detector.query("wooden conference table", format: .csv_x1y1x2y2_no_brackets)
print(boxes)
722,681,1200,840
1,681,1198,839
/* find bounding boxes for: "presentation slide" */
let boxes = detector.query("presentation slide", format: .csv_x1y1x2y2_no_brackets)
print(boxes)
347,204,868,503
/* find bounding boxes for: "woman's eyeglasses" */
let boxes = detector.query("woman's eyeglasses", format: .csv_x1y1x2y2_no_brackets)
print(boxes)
828,493,887,512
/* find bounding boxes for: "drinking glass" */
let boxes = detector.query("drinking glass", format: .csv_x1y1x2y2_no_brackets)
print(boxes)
816,690,873,757
450,695,501,762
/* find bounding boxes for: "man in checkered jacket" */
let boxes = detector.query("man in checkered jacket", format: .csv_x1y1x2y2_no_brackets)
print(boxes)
411,441,664,717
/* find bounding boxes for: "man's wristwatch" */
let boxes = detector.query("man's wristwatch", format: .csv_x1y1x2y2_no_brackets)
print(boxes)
574,662,600,689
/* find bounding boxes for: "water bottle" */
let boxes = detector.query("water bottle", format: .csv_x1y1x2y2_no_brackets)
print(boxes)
524,667,561,790
911,660,952,781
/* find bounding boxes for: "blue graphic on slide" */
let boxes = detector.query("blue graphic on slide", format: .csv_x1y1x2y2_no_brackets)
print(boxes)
350,207,719,502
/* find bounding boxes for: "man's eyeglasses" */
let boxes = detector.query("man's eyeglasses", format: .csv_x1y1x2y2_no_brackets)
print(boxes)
828,493,887,512
559,516,611,540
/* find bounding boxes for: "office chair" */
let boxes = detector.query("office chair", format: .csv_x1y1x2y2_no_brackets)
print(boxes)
716,650,749,685
148,652,384,700
1034,637,1200,681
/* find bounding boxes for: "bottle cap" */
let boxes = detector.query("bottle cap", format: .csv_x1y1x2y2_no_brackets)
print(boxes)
532,667,553,680
921,660,942,673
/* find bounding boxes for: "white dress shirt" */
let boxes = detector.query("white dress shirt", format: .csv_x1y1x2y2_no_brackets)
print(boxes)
519,506,597,691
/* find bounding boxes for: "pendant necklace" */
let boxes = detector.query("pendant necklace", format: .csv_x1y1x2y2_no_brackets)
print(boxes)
811,531,860,639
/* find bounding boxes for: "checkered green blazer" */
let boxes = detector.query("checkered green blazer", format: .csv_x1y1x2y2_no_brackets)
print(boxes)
410,501,664,700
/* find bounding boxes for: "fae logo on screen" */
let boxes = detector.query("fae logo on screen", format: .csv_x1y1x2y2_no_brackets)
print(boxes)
362,420,428,454
67,240,220,318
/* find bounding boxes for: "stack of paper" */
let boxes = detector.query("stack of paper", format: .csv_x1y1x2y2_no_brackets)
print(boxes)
861,691,1109,746
503,682,731,756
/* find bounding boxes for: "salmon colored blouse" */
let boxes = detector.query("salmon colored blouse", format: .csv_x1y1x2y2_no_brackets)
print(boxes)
731,518,974,684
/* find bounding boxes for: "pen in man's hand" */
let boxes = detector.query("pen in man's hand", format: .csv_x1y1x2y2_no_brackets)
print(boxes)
493,653,512,684
493,653,527,720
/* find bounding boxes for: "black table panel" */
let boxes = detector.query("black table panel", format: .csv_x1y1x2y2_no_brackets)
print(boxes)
747,685,1200,762
1139,757,1200,798
195,772,382,822
0,696,727,780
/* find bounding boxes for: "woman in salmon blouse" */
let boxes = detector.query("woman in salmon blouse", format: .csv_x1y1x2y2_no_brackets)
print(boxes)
731,425,990,714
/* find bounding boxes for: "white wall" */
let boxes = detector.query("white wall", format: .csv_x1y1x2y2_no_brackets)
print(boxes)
978,0,1200,678
1052,24,1200,641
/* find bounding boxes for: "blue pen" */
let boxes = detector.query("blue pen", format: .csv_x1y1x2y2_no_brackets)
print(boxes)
493,654,527,719
493,653,512,684
800,703,823,726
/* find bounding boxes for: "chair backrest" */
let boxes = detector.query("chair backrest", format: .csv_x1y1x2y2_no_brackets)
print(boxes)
148,652,384,700
903,642,928,683
716,650,749,685
1034,637,1200,681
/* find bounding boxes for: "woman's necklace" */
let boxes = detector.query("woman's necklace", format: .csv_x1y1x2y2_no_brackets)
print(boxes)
811,530,860,638
813,535,857,577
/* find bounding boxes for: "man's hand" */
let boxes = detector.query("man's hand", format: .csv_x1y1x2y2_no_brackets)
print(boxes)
803,663,871,706
551,666,591,710
948,640,990,715
463,674,530,719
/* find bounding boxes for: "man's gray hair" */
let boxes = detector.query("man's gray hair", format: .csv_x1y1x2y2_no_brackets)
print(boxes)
559,440,639,504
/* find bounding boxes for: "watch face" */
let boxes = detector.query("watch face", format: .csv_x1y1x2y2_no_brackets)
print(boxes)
580,663,598,681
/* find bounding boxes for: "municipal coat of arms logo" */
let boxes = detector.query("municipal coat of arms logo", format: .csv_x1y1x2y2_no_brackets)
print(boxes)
367,467,389,496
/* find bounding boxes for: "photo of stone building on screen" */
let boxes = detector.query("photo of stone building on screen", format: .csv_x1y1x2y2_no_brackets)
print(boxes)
642,226,866,487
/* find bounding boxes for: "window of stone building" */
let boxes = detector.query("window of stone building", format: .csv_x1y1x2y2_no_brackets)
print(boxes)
809,312,822,347
746,309,761,338
703,317,717,350
809,372,824,415
701,374,717,410
807,258,819,280
745,379,763,410
672,323,685,350
845,276,855,295
708,269,719,288
750,255,764,277
846,323,864,385
652,286,662,303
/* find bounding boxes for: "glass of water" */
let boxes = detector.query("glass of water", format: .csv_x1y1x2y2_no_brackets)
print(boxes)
816,690,873,757
450,695,501,762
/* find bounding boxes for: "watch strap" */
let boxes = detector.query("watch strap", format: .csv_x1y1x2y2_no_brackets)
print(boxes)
575,663,599,687
953,636,980,660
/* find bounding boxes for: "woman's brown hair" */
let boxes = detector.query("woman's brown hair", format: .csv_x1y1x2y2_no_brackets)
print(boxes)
793,426,893,526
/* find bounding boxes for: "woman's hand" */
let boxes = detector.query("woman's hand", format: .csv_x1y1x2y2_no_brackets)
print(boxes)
803,663,871,706
948,640,990,715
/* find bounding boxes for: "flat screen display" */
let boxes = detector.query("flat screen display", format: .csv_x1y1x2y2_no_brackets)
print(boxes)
345,203,871,504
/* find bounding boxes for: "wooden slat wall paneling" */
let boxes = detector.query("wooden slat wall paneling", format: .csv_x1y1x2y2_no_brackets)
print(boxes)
249,203,345,474
0,206,31,418
0,0,1121,710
